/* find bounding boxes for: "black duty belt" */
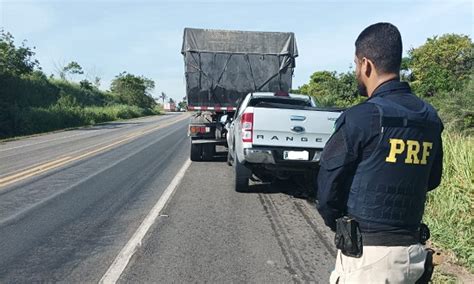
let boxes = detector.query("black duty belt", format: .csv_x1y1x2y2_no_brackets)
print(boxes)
362,231,420,246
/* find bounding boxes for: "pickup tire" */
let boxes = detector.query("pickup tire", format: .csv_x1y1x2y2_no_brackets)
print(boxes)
190,143,202,161
227,151,233,166
234,156,251,192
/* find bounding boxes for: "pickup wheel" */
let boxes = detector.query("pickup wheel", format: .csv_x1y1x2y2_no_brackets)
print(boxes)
190,143,202,161
226,151,233,166
304,170,318,199
234,156,251,192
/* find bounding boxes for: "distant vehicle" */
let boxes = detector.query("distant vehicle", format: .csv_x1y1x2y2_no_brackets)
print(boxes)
181,28,298,161
226,91,343,192
164,103,177,112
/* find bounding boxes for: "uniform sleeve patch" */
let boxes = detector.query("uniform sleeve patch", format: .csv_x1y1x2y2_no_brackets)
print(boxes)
320,126,357,170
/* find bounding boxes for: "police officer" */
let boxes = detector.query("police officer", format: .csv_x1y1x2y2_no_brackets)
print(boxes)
317,22,443,283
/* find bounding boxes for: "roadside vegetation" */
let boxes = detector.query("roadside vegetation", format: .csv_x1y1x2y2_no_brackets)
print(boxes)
0,29,161,139
295,34,473,275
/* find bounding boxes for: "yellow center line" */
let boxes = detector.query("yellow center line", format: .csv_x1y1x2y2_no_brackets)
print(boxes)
0,156,73,187
0,114,190,189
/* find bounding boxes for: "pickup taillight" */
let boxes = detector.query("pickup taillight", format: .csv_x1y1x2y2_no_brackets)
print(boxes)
241,112,254,143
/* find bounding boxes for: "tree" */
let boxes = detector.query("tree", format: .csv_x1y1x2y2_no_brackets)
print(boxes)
53,60,66,80
159,92,167,104
0,29,40,76
79,79,93,90
177,100,188,111
337,71,358,100
295,70,358,107
84,66,102,89
93,76,101,88
168,97,175,104
62,61,84,81
110,72,156,108
306,71,339,97
407,34,473,96
400,56,413,82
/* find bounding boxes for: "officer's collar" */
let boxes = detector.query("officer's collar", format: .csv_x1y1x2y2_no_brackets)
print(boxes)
369,79,411,99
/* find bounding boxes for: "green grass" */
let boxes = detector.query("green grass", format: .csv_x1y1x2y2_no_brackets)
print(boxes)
0,104,160,139
0,72,160,138
424,131,474,272
432,269,458,284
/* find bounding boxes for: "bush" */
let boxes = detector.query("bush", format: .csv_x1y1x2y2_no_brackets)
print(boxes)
14,106,83,135
110,72,156,109
296,70,360,107
424,131,474,271
0,72,60,108
0,29,161,139
51,79,111,107
0,69,160,139
425,75,474,135
408,34,473,96
0,104,159,139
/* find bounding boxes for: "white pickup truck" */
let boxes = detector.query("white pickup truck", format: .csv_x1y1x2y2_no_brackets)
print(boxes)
226,92,343,192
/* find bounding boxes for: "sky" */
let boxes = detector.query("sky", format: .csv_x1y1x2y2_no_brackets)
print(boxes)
1,0,472,102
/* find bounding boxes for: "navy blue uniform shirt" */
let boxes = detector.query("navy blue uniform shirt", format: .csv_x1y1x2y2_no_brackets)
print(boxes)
316,80,443,232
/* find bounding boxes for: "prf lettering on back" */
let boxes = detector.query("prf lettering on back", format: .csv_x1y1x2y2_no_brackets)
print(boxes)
386,139,433,165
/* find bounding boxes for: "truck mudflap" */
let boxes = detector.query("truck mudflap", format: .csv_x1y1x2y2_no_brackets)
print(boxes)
190,143,216,162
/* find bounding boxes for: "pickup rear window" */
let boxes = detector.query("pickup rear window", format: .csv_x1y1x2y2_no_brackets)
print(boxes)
248,97,313,109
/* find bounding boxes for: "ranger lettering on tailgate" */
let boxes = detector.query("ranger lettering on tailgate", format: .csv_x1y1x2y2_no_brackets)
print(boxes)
256,135,323,143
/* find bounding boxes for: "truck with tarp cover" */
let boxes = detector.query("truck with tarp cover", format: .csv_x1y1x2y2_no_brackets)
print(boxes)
181,28,298,161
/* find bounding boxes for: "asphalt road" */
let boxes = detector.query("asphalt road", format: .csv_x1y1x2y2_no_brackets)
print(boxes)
0,113,336,283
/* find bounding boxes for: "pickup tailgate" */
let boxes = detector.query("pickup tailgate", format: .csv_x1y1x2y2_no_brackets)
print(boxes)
252,107,341,148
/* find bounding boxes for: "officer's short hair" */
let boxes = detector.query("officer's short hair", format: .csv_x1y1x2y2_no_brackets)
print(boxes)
355,22,402,74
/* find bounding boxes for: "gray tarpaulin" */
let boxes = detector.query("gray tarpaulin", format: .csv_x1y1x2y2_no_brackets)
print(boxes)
181,28,298,109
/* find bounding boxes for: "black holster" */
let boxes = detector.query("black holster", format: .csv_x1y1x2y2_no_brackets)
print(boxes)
419,223,430,245
335,216,363,258
415,249,434,284
415,224,434,283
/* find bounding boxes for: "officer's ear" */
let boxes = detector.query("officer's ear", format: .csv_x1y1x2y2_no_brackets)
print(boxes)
361,57,373,79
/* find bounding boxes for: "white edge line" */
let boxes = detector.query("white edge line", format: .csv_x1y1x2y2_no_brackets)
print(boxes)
99,159,192,284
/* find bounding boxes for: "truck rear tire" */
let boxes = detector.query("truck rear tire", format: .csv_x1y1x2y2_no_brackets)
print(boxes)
234,156,251,192
190,144,202,161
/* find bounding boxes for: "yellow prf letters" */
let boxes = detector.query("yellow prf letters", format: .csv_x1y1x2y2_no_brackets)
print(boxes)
421,142,433,164
405,140,421,164
386,139,433,165
386,139,405,163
